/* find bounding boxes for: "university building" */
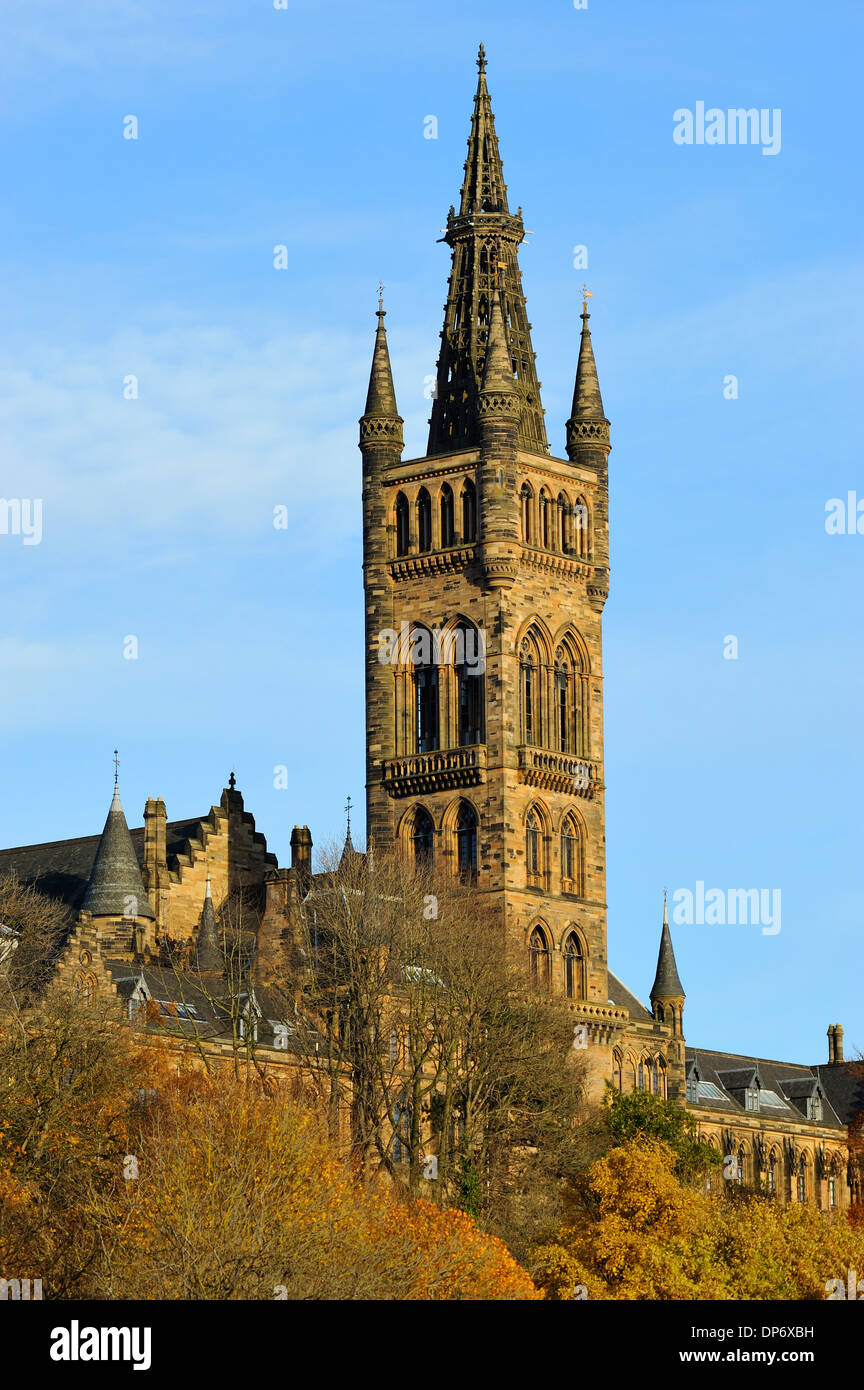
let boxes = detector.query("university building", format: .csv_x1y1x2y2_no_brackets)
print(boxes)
0,47,859,1210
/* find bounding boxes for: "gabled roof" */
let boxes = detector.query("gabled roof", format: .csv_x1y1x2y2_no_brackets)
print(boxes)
607,970,653,1023
685,1046,846,1128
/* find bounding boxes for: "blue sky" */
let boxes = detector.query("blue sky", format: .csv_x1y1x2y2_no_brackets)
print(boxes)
0,0,861,1063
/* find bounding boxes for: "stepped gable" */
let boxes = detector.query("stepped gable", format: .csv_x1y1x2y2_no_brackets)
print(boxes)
0,807,278,909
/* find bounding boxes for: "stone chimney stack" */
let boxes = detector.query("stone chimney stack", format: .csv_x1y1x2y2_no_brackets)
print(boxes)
290,825,313,887
827,1024,844,1063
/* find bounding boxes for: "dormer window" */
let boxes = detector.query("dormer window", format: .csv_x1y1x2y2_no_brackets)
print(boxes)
746,1083,759,1111
686,1070,699,1104
807,1093,823,1122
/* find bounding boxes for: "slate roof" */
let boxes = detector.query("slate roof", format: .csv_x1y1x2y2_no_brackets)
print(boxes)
812,1063,864,1127
686,1046,848,1128
105,960,322,1055
0,813,275,910
608,971,653,1023
650,919,685,1001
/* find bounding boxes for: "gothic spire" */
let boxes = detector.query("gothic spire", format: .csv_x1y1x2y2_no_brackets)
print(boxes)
566,297,610,459
427,46,547,456
193,873,222,973
360,288,403,448
650,892,685,1004
82,780,155,920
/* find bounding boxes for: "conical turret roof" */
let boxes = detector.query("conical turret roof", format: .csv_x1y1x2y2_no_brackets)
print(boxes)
82,785,155,920
650,895,684,1002
362,302,401,421
193,874,222,973
569,307,606,420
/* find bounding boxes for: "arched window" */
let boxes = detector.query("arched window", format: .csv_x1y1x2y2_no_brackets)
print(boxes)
556,634,588,757
411,807,434,864
539,489,550,548
456,803,478,881
563,931,584,1000
652,1059,660,1095
558,492,569,553
395,492,410,557
520,632,544,746
737,1146,746,1186
453,624,484,746
637,1059,646,1091
574,496,589,559
413,634,439,753
554,651,571,753
560,815,582,894
440,484,454,548
529,926,551,990
767,1152,777,1197
416,488,432,553
526,809,541,880
797,1154,808,1203
612,1050,623,1091
520,484,533,544
656,1058,667,1099
461,480,477,543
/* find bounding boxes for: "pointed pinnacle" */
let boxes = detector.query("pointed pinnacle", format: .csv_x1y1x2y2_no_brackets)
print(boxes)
650,897,685,1003
570,308,606,419
361,299,402,424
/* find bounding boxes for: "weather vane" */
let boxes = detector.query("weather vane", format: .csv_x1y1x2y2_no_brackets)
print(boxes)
582,283,594,313
113,749,120,789
377,280,385,313
477,42,486,73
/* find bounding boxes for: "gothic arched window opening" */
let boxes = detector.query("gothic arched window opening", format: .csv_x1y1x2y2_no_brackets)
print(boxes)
461,480,477,542
561,815,582,894
414,649,439,754
456,803,478,881
563,931,584,1001
539,489,550,548
395,492,410,557
412,807,434,864
440,484,454,548
456,629,484,747
526,809,541,880
520,484,533,544
417,488,432,553
529,925,551,990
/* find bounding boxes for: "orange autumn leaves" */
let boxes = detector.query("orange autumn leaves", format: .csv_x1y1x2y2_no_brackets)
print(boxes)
0,1000,536,1300
110,1067,538,1300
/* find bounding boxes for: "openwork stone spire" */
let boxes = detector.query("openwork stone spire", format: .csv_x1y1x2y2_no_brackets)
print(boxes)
427,46,547,456
82,782,155,920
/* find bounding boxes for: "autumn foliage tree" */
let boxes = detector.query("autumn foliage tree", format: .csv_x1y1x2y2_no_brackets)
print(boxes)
532,1136,864,1300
